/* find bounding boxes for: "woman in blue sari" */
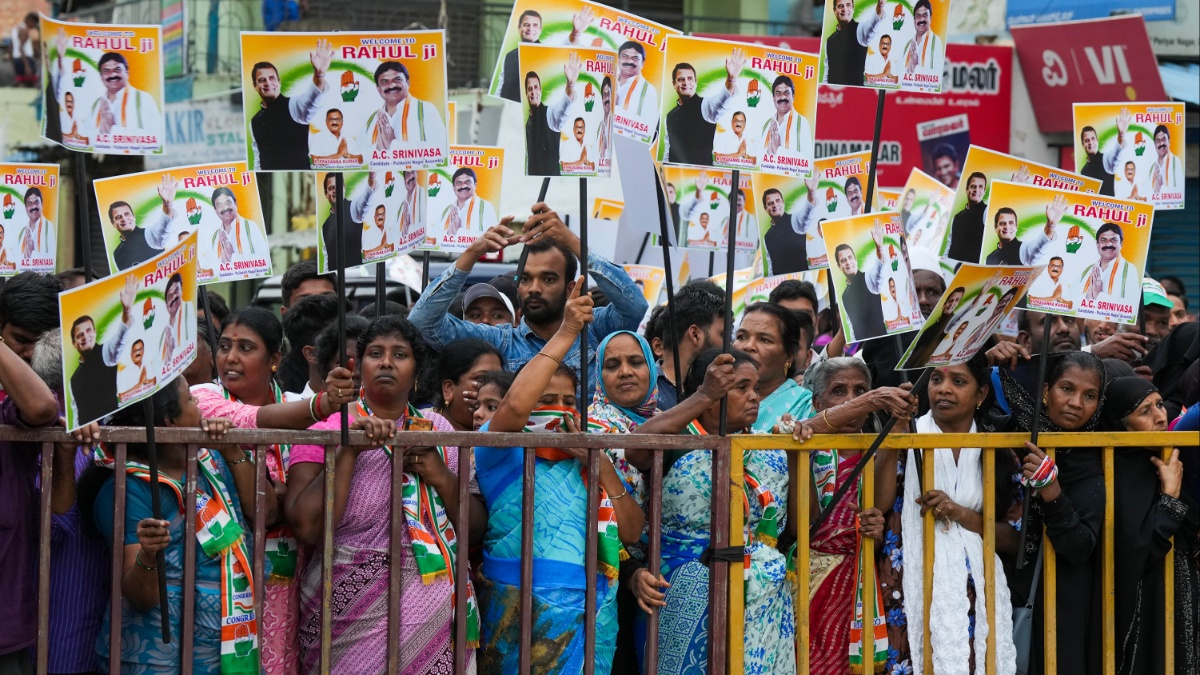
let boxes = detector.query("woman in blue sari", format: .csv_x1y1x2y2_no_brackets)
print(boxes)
473,279,645,674
735,302,814,432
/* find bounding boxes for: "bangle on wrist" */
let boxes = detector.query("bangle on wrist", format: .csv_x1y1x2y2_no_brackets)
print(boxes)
136,550,158,571
226,450,252,466
309,393,320,422
537,352,562,366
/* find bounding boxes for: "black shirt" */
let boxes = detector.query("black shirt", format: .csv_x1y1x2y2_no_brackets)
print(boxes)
842,271,886,339
946,201,986,262
321,199,364,270
525,104,562,176
71,350,118,425
666,96,716,166
985,239,1024,266
251,96,313,170
763,214,810,274
113,228,164,271
1080,153,1116,196
825,22,868,86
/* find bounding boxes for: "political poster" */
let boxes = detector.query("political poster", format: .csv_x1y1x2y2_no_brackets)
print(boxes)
916,113,969,188
447,101,457,143
624,264,666,304
656,35,818,177
419,145,505,253
489,0,680,145
818,0,949,93
314,171,416,271
985,180,1154,325
897,263,1041,370
60,232,199,430
0,163,60,275
662,166,757,253
593,198,624,220
940,146,1102,262
897,168,955,253
240,30,449,172
93,162,271,284
822,212,925,343
519,44,616,177
40,16,165,155
876,187,902,211
752,150,872,275
1072,103,1185,209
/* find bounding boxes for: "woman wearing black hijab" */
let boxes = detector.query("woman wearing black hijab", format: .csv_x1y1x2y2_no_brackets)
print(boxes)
1101,376,1199,674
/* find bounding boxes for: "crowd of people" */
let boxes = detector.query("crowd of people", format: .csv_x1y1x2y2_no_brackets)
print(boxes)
0,201,1196,675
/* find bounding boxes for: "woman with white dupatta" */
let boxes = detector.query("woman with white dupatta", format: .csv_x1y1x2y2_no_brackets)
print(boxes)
876,352,1021,674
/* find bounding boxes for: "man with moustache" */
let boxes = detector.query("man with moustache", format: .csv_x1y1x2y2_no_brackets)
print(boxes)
1027,256,1074,309
155,272,195,367
207,187,269,273
823,0,886,86
562,117,596,171
441,167,499,236
496,7,592,102
59,92,88,144
366,61,447,155
759,76,813,162
598,76,614,159
945,171,987,261
1149,124,1182,193
408,202,648,388
1117,160,1149,202
865,34,898,85
309,108,364,167
320,172,365,270
362,204,394,259
713,111,758,164
614,41,659,141
1081,222,1141,305
664,49,744,166
721,189,756,249
249,39,333,170
524,60,574,175
17,188,55,260
78,51,162,142
902,0,941,76
1078,108,1129,196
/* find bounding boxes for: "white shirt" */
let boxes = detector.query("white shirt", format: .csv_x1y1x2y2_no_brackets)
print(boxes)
1028,270,1074,303
366,95,448,154
722,211,757,250
204,217,270,271
440,196,498,236
309,129,365,166
84,85,162,140
561,136,598,166
614,74,659,142
1081,255,1141,304
250,80,326,170
903,31,942,75
397,187,427,236
713,130,759,160
758,111,813,161
1151,152,1183,190
19,217,56,258
361,220,395,258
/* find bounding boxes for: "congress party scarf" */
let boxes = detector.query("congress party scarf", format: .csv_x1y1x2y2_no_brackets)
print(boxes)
810,449,888,672
221,382,297,581
352,396,480,647
525,405,627,580
94,445,259,672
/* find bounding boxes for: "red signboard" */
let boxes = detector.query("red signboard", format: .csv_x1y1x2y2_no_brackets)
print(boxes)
697,35,1012,187
1010,15,1167,134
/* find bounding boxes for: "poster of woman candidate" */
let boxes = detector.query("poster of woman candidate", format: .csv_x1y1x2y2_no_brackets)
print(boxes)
418,145,505,254
939,146,1101,262
59,232,199,430
93,162,271,284
822,212,925,343
1073,103,1186,210
751,150,872,275
519,44,616,178
0,163,60,275
897,263,1040,370
240,30,448,173
984,180,1154,325
40,15,165,155
489,0,680,146
897,167,954,253
818,0,950,93
656,35,818,178
661,166,757,254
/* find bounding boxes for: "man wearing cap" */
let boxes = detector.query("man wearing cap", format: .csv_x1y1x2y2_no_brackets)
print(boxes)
1133,278,1174,352
463,283,517,327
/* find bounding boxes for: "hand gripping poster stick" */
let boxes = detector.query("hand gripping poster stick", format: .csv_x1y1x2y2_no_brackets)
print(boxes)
1017,323,1054,570
513,177,553,283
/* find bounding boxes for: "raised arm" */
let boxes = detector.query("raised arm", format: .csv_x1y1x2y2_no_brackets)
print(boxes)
701,50,742,123
1102,108,1130,175
349,173,378,224
145,174,179,249
857,0,886,46
625,354,737,470
0,341,57,426
289,39,332,124
101,276,137,368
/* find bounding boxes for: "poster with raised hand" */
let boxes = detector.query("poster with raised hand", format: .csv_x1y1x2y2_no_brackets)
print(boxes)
419,145,505,253
661,166,757,253
1073,103,1185,209
60,232,199,430
93,162,271,284
897,168,954,253
657,35,818,177
751,150,872,274
822,212,925,343
489,0,680,146
314,170,423,271
984,180,1154,324
240,30,448,172
875,187,901,211
40,15,165,155
520,44,616,177
818,0,949,93
940,146,1102,262
0,163,60,275
897,262,1040,370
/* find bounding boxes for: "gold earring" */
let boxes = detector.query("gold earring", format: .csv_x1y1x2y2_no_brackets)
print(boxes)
271,364,277,372
444,399,450,408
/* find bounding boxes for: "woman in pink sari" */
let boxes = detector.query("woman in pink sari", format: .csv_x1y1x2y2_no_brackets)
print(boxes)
796,357,918,674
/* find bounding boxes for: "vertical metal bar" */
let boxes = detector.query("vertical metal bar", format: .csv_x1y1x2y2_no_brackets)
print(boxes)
333,173,349,448
797,449,812,672
708,439,730,675
983,448,997,675
655,179,684,393
144,401,171,644
727,439,745,674
1045,448,1058,675
643,449,664,675
861,454,876,668
182,444,199,673
388,439,403,674
519,447,536,673
253,446,267,673
75,155,95,280
454,445,471,674
376,262,386,315
109,443,127,674
1163,446,1175,675
36,443,53,675
321,444,335,673
1103,446,1115,675
718,169,739,436
922,448,935,674
583,448,600,675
